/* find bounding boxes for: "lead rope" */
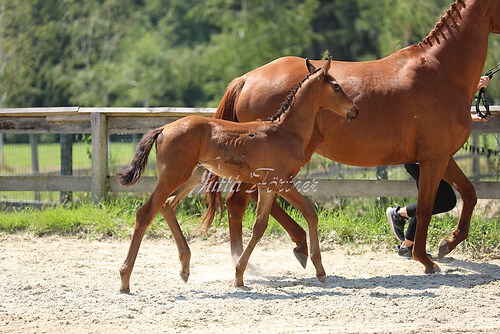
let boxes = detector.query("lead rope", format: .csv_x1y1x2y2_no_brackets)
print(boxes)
475,63,500,119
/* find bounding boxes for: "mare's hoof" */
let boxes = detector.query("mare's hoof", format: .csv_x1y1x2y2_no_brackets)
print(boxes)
234,280,244,288
437,239,449,260
316,274,327,283
293,248,308,269
424,263,441,274
180,272,190,283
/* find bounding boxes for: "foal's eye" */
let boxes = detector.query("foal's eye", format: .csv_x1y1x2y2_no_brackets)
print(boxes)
331,80,341,92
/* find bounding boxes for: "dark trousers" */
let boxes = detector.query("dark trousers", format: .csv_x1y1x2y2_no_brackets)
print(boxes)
403,163,457,241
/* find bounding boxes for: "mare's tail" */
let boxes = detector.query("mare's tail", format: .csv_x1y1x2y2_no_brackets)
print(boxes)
117,127,164,186
200,76,246,231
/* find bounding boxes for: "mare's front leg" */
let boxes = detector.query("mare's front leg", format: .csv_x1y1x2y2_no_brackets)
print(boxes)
412,159,449,274
234,189,275,287
280,187,326,282
438,158,477,259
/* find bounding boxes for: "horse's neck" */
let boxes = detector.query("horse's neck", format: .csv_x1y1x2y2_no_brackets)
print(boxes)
422,0,489,98
277,88,319,148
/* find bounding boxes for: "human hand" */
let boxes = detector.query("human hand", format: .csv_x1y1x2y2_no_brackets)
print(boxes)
477,76,490,90
471,113,489,123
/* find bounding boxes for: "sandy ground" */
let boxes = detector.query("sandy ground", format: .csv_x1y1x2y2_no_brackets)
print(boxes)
0,234,499,334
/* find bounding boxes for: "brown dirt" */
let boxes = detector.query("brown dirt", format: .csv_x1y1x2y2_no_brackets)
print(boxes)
1,234,499,334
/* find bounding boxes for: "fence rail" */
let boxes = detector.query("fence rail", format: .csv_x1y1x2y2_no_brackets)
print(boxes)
1,107,499,203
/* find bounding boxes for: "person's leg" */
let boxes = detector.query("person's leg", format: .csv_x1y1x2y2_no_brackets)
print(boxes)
404,179,456,243
386,163,419,243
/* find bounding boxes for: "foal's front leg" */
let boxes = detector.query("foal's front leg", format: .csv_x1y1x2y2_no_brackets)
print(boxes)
280,187,326,282
226,182,308,267
234,189,275,287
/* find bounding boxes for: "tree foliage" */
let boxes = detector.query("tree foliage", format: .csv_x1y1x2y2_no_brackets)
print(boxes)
0,0,498,108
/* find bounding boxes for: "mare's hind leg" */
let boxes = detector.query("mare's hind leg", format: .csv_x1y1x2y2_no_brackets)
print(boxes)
226,182,252,261
438,158,477,259
234,189,275,287
280,187,326,282
119,180,173,293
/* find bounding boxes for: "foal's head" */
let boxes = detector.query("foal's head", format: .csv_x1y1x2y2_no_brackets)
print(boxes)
306,58,358,122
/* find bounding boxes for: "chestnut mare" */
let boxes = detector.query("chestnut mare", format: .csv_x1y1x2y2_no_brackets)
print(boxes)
176,0,500,274
118,59,358,292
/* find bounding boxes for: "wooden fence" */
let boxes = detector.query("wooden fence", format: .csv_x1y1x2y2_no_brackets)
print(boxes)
0,106,499,204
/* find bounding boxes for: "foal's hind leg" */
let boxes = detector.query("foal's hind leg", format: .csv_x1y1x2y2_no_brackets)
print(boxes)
280,187,326,282
234,189,275,287
119,164,197,293
119,180,172,293
160,204,191,282
157,169,208,283
439,158,477,259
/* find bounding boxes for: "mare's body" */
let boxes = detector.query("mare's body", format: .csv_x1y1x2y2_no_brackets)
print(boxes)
203,0,500,273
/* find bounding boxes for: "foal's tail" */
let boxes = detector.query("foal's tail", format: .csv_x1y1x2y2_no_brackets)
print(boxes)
117,127,164,186
200,76,246,231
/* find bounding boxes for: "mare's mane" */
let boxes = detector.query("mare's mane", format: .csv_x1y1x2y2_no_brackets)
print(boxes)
268,67,322,122
419,0,466,47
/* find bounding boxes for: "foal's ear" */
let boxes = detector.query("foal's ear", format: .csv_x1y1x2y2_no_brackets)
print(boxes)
306,58,317,74
322,57,332,75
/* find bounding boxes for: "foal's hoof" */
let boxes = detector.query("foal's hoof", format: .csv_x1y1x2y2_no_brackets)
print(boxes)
293,248,308,269
119,287,131,294
437,239,449,260
180,272,190,283
424,263,441,274
316,274,327,283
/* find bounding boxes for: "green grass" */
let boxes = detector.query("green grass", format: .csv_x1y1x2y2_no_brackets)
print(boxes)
1,197,498,258
1,142,150,175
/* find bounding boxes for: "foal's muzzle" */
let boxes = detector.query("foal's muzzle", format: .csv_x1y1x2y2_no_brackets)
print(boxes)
347,106,359,122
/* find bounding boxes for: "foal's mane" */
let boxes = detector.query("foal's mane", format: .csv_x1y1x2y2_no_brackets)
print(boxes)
419,0,466,47
268,67,322,122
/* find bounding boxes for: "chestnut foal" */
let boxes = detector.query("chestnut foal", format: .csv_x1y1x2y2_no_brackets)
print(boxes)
117,58,358,292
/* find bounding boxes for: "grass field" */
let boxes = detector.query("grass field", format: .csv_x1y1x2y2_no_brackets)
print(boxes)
0,142,142,175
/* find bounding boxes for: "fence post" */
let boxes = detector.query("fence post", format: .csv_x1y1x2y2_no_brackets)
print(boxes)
29,134,40,201
471,133,479,181
0,133,3,166
60,134,73,203
91,112,108,203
